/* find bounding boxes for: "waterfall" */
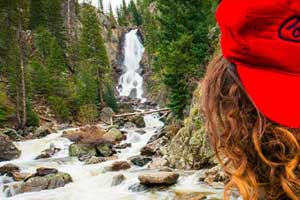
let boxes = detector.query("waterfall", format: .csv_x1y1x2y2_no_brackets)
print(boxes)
118,29,146,101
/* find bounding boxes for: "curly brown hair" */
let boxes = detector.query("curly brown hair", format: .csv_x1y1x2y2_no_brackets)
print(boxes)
201,54,300,200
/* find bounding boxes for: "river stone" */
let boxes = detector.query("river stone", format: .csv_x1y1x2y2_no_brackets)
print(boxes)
118,103,134,114
131,115,146,128
115,143,131,149
0,128,23,141
129,155,152,167
69,143,97,157
100,107,114,124
128,183,149,192
0,163,20,176
33,126,52,139
0,134,21,161
111,174,126,186
110,161,131,171
175,192,207,200
96,143,113,157
104,128,123,143
35,167,58,176
17,172,72,195
138,172,179,186
35,144,61,160
84,156,106,165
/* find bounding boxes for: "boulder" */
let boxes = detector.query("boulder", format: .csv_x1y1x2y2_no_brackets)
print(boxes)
136,129,146,135
0,164,20,176
35,167,58,176
12,172,32,182
17,172,72,195
109,161,131,171
33,126,52,139
69,143,97,157
111,174,126,186
96,143,113,157
131,115,146,128
35,144,61,160
118,103,134,114
0,134,21,161
100,107,114,124
175,193,207,200
0,128,23,141
138,172,179,186
103,128,123,143
63,125,108,145
129,155,152,167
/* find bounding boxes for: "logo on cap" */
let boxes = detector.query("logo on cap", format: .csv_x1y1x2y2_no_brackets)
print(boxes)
278,16,300,43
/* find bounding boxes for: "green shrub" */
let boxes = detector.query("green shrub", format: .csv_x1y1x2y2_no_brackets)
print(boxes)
78,104,98,124
48,96,70,122
104,85,118,112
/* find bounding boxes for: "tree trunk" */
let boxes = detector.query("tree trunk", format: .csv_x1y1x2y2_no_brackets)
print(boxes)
67,0,71,37
15,84,21,128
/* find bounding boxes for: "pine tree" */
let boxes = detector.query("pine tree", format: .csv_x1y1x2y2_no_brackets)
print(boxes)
108,4,117,29
29,0,46,30
79,4,111,108
98,0,103,12
128,0,143,26
45,0,66,48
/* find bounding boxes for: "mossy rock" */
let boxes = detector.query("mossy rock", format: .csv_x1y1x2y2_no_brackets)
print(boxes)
68,143,96,157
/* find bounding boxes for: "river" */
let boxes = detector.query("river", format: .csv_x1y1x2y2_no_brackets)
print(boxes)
0,29,224,200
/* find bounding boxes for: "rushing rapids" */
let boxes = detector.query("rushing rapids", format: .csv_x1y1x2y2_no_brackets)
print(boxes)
0,29,224,200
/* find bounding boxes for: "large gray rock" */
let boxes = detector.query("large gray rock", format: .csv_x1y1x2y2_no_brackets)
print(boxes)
0,134,21,161
111,174,126,186
0,128,23,141
138,172,179,186
100,107,114,124
69,143,97,157
33,126,52,139
9,172,72,196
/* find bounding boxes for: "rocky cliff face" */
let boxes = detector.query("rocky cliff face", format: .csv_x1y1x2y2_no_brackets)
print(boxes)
163,83,216,170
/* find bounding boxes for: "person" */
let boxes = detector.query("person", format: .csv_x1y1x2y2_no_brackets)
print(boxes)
201,0,300,199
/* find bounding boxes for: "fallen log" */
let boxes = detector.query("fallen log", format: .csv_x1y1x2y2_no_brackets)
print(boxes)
113,108,170,118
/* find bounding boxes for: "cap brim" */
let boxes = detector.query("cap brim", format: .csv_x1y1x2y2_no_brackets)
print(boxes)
237,64,300,128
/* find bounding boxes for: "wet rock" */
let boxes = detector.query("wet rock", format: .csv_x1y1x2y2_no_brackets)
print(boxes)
100,107,114,124
115,143,131,149
14,172,72,195
0,128,24,141
69,143,97,157
84,156,106,165
63,125,108,145
128,183,149,192
138,172,179,186
0,164,20,176
103,128,123,143
118,103,134,114
96,143,113,157
35,167,58,176
111,174,126,186
110,161,131,171
175,192,207,200
199,165,228,184
148,157,168,169
141,137,167,157
124,122,136,129
140,145,155,156
129,155,152,167
35,144,61,160
0,134,21,161
131,115,146,128
11,172,32,182
33,126,53,139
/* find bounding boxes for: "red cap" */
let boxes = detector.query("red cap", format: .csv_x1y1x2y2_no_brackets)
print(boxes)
217,0,300,128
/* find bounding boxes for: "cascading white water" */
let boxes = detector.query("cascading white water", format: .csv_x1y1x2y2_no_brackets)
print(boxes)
118,30,145,101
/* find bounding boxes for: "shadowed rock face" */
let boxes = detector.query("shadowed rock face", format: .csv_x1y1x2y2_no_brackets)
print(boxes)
138,172,179,186
0,134,21,161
